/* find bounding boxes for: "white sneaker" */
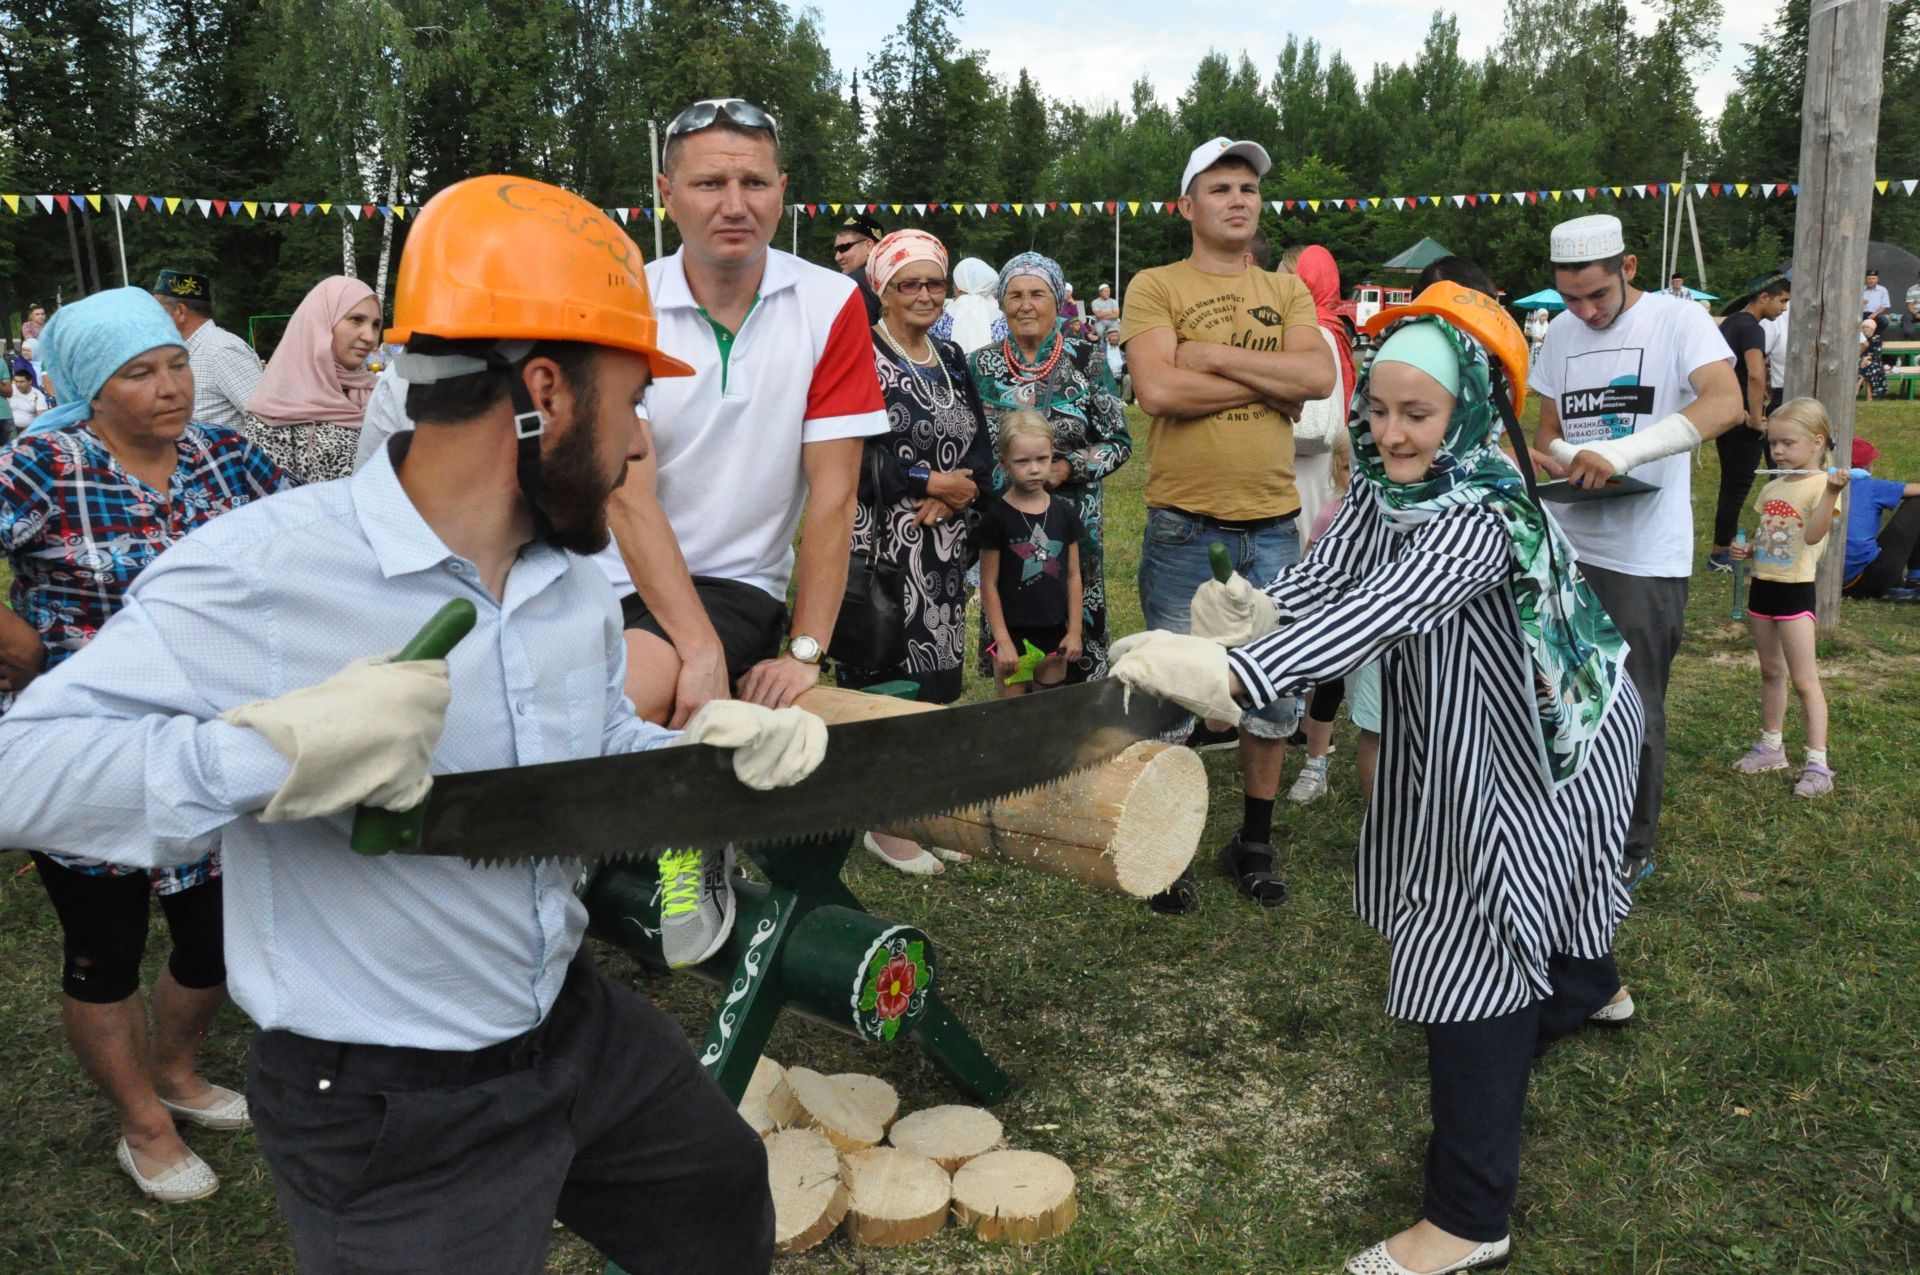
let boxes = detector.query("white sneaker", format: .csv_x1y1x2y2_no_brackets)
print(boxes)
656,845,737,970
1287,753,1332,804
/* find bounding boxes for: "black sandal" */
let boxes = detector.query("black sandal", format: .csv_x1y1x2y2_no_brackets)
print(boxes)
1217,839,1288,909
1148,870,1198,915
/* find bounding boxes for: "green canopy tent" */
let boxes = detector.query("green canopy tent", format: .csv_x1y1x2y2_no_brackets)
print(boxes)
1380,236,1455,274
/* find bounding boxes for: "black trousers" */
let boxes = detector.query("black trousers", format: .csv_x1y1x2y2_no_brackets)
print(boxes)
1578,566,1687,864
247,956,773,1275
1844,498,1920,597
1712,422,1769,548
1423,952,1621,1242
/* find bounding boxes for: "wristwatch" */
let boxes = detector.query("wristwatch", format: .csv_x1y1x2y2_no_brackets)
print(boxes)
787,635,824,665
906,462,931,496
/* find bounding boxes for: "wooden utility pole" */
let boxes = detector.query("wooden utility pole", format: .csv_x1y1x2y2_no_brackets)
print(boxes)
1789,0,1888,627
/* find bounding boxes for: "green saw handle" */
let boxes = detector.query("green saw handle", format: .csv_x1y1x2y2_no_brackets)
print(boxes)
348,598,477,856
1207,541,1233,584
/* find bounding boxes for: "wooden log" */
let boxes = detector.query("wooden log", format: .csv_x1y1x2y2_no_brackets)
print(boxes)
887,1104,1003,1174
739,1055,798,1136
764,1128,848,1254
829,1073,900,1134
784,1065,885,1151
842,1146,952,1248
950,1149,1078,1244
796,686,1206,898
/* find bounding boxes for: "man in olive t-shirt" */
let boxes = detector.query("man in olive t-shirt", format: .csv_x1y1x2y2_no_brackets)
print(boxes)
1119,136,1334,914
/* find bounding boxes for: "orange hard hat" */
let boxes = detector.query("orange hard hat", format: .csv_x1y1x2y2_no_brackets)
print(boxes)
387,175,693,378
1364,281,1529,416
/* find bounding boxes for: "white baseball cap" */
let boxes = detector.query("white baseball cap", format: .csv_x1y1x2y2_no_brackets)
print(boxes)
1550,214,1625,264
1180,137,1272,197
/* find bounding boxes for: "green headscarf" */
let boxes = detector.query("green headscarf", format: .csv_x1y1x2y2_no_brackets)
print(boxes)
1350,316,1627,789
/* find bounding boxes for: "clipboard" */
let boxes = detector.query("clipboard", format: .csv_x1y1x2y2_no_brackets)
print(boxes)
1534,475,1658,504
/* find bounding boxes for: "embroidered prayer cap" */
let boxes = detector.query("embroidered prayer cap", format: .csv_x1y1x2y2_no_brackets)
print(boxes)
839,211,886,243
1179,137,1272,197
152,269,212,303
1549,215,1624,264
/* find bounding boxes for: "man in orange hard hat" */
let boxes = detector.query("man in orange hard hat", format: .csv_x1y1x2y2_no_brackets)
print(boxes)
0,175,825,1273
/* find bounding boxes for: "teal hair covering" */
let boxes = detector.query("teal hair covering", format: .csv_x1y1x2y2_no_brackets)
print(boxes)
25,287,186,437
1370,320,1462,399
1349,315,1626,788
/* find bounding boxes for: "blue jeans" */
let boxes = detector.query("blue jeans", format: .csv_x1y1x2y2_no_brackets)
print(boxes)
1138,507,1303,740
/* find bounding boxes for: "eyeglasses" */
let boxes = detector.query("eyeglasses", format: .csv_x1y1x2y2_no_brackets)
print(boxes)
832,241,863,256
889,279,948,297
664,98,780,144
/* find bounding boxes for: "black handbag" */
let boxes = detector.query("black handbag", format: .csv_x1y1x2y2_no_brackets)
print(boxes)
829,444,908,671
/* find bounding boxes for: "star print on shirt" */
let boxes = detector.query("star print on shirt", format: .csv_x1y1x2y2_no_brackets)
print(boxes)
1011,519,1065,584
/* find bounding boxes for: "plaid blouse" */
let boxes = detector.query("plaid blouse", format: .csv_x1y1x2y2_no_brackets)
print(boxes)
1,422,288,890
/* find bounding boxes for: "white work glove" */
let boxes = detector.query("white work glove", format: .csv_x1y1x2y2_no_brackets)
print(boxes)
1190,574,1280,648
1548,412,1703,476
1109,631,1244,727
678,700,828,790
220,657,452,823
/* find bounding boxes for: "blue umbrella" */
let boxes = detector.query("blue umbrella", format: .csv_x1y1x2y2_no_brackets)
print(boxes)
1513,288,1565,312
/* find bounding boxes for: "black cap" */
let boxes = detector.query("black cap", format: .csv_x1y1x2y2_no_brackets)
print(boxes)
153,269,211,301
838,211,885,243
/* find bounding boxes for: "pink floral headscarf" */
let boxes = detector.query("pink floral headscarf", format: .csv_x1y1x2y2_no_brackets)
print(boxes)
865,229,948,294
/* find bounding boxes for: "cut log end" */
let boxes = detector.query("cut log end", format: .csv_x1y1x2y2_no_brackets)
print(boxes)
951,1149,1078,1244
842,1146,953,1247
830,1073,901,1134
739,1055,798,1137
1104,741,1208,896
785,1066,885,1151
765,1128,848,1254
887,1104,1005,1174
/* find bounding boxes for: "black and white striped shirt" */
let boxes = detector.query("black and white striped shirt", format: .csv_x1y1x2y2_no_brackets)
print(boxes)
1226,484,1644,1023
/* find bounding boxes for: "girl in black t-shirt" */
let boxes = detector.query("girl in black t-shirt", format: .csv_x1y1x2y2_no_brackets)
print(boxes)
978,411,1083,695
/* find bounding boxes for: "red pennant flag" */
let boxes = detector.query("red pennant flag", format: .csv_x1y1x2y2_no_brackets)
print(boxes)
1345,198,1358,210
1710,183,1722,196
54,194,71,213
988,202,1000,213
135,194,150,210
1104,201,1115,214
1047,201,1058,211
1164,201,1177,213
288,201,302,215
1586,187,1598,196
1465,195,1478,207
214,199,229,216
1283,199,1296,210
1527,191,1539,205
1644,184,1658,197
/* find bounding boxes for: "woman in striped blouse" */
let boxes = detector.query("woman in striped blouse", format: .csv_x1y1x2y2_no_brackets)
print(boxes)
1113,286,1642,1275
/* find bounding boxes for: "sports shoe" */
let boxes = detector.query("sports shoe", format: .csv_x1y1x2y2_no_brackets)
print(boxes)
1733,740,1789,774
1706,549,1733,573
1287,753,1331,804
656,845,736,970
1793,761,1835,798
1620,855,1655,890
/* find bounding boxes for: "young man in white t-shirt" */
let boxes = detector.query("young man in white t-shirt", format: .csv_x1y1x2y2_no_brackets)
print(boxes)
1530,214,1743,886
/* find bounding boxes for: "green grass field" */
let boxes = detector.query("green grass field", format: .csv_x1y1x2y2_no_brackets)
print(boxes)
3,403,1917,1273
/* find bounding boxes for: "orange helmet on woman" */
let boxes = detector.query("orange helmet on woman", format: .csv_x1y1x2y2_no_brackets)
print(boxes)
1364,281,1529,417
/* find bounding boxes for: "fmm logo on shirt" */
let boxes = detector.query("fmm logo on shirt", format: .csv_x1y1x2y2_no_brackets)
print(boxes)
1562,385,1656,418
1559,346,1656,442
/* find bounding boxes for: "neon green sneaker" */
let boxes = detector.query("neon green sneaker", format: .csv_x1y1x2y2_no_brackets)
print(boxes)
654,844,736,970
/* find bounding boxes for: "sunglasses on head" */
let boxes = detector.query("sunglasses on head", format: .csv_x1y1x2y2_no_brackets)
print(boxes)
665,98,780,144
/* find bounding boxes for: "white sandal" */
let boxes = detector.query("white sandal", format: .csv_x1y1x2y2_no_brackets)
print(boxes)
117,1137,218,1203
1346,1236,1509,1274
863,832,943,876
160,1084,251,1130
1589,989,1635,1024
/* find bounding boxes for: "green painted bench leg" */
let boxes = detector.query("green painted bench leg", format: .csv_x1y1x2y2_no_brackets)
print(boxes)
909,991,1015,1104
694,883,800,1105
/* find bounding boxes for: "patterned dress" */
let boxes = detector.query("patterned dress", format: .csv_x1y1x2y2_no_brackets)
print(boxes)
245,417,364,484
969,332,1133,678
0,423,288,890
836,332,994,703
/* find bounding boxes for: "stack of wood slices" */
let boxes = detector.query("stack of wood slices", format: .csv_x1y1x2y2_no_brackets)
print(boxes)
743,1056,1078,1253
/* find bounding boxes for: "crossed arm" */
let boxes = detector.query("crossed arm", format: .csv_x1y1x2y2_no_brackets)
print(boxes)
1128,325,1333,421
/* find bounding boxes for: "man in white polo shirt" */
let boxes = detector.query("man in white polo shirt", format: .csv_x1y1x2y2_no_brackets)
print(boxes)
597,98,887,967
1531,214,1742,888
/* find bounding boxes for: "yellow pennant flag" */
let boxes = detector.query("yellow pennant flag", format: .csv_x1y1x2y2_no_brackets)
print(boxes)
2,195,16,214
1308,199,1321,212
1551,190,1562,201
1609,186,1622,197
244,201,259,218
890,203,902,214
1735,183,1749,197
393,205,406,220
830,203,842,214
165,196,181,214
1490,192,1503,204
85,193,102,212
1127,201,1140,215
319,202,332,214
1876,180,1889,195
1070,202,1082,215
1013,203,1024,215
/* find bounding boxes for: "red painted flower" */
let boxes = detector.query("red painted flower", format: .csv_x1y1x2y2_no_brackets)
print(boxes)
875,954,918,1021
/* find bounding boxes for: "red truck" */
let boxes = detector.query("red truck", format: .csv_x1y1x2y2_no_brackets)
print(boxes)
1332,283,1414,346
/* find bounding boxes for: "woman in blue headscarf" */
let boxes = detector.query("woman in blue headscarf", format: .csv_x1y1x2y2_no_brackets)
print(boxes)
0,286,289,1203
968,251,1132,679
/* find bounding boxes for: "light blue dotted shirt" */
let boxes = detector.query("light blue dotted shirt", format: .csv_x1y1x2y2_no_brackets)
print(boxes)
0,439,674,1049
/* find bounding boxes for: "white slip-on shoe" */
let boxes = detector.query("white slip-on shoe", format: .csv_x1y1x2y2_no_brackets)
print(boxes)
1589,990,1635,1025
159,1084,250,1130
117,1137,218,1203
863,832,943,876
1345,1236,1511,1274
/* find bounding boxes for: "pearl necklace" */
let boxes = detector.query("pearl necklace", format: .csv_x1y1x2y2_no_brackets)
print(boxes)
876,319,956,410
1001,335,1064,385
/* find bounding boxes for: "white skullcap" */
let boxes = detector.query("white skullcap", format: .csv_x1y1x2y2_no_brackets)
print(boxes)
1550,214,1625,263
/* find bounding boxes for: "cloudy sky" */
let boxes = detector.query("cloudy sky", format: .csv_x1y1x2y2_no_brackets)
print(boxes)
811,0,1780,125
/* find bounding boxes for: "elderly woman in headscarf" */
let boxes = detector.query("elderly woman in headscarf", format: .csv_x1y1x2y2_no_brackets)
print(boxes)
244,274,382,483
932,256,1001,354
969,251,1132,680
1111,286,1641,1275
0,287,288,1204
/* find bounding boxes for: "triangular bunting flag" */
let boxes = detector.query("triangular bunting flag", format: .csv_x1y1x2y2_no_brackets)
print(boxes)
1164,201,1178,213
113,193,130,210
1709,183,1722,196
395,205,407,219
1695,183,1708,197
1126,201,1139,215
165,196,181,214
1308,199,1321,212
134,194,150,211
1034,203,1047,217
1347,198,1360,210
1466,195,1479,207
1392,197,1405,210
865,203,878,214
272,202,287,215
1645,184,1659,197
913,203,925,215
1569,189,1584,203
1760,184,1773,199
1070,202,1082,215
1451,194,1466,208
1906,179,1917,196
1734,183,1749,197
827,202,839,214
888,203,901,214
244,201,259,218
347,205,361,219
2,195,16,214
84,194,101,212
288,201,303,215
1608,186,1621,197
1012,203,1024,215
213,199,229,216
1489,193,1502,204
976,203,989,216
1790,184,1799,196
195,198,211,216
614,207,628,223
53,194,71,213
1876,180,1889,195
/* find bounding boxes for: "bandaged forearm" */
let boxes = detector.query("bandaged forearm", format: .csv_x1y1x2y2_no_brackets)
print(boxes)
1548,412,1701,475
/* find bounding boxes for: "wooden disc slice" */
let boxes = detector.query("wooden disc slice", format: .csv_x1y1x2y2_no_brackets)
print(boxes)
738,1055,798,1136
764,1128,848,1254
785,1066,884,1151
951,1149,1078,1244
842,1146,952,1247
886,1104,1004,1173
829,1073,901,1134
